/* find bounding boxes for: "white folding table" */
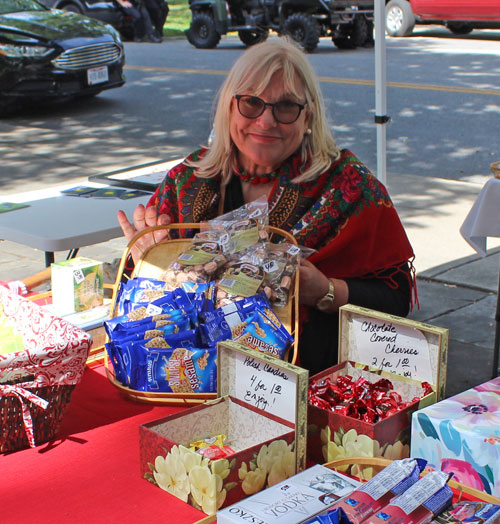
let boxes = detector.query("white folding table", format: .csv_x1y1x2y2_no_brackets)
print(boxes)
461,175,500,378
0,186,149,267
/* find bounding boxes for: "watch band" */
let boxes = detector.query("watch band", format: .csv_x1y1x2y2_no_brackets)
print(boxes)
316,278,335,312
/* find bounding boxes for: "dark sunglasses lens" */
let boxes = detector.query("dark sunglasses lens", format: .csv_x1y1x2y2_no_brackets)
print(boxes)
274,101,302,123
238,96,265,118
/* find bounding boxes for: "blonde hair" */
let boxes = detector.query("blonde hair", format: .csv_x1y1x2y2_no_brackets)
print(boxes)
190,38,340,184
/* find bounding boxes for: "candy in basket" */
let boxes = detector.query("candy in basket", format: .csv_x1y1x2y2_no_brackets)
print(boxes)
0,287,91,452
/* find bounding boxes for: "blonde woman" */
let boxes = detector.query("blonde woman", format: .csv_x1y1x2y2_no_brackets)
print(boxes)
118,38,415,373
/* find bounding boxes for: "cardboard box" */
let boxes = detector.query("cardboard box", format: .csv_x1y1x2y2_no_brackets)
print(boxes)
216,463,361,524
411,376,500,498
307,305,448,472
139,341,309,516
51,257,103,315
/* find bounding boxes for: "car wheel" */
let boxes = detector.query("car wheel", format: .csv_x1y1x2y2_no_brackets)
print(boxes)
446,22,474,35
351,15,369,47
385,0,415,37
62,3,83,14
332,36,356,49
185,13,221,49
238,29,268,46
282,13,320,53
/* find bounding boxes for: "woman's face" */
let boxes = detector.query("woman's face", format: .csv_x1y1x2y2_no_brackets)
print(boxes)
229,70,310,175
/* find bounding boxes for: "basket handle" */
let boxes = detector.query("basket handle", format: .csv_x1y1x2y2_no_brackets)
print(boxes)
491,160,500,179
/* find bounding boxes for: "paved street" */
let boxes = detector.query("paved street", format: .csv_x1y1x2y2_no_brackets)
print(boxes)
1,28,500,396
1,27,500,195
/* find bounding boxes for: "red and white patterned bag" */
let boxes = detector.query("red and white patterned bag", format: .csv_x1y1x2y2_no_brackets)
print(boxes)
0,287,91,451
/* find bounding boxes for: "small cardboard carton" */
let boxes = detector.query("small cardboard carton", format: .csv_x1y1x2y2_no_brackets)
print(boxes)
307,304,448,473
51,257,103,315
217,463,362,524
139,341,309,516
411,376,500,498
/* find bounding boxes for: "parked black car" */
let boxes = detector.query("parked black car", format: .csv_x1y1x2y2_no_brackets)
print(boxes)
0,0,126,113
40,0,135,39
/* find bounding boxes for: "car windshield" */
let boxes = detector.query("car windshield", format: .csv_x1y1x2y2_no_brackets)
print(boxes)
0,0,47,15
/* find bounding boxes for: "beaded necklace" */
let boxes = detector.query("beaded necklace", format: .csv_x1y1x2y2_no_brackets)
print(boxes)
236,169,280,185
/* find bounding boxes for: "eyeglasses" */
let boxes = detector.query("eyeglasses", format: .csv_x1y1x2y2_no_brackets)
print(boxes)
234,94,306,124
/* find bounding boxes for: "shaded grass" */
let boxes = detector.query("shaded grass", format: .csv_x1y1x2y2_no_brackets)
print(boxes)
163,0,192,37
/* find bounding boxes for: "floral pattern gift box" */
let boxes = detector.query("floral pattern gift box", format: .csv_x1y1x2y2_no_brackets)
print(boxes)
139,341,308,516
411,376,500,498
307,305,448,476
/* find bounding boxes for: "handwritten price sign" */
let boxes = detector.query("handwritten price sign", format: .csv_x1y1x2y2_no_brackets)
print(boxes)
352,316,433,383
234,354,297,422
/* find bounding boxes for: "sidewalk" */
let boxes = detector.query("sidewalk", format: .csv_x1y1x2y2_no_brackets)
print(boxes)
1,170,499,398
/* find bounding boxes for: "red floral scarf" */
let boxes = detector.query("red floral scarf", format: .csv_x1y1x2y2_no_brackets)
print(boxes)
149,148,416,303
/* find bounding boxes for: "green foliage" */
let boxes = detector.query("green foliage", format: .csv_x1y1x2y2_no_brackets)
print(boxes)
163,0,192,37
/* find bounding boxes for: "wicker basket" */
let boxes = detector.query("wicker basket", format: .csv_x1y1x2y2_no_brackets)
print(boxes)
0,287,91,453
492,160,500,179
104,223,299,405
0,383,75,453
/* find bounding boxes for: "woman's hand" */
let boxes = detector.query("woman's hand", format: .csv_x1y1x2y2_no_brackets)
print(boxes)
298,258,348,311
117,204,171,264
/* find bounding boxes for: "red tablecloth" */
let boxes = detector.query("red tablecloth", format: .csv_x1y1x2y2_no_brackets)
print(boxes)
0,363,207,524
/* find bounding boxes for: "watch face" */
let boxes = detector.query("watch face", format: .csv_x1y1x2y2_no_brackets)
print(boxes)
317,296,333,312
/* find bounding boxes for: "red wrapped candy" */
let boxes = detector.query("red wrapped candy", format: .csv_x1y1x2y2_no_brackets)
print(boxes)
308,373,432,422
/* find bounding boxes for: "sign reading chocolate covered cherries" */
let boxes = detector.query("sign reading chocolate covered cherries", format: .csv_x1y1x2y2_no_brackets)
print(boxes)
234,350,297,422
352,315,433,384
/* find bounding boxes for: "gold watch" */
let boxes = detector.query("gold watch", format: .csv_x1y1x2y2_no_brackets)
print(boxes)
316,278,335,312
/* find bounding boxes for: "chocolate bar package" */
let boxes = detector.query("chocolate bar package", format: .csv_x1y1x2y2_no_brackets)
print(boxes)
330,458,427,522
364,470,453,524
431,501,500,524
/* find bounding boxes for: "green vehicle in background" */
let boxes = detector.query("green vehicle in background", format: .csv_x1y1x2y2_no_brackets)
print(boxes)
185,0,374,52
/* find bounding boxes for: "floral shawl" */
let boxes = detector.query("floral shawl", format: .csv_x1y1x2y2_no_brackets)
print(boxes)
148,148,415,298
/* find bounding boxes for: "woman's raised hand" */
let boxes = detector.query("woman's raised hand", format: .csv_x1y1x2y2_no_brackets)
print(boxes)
117,204,171,264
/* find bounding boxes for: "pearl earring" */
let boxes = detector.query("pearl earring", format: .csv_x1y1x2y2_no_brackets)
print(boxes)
305,128,312,135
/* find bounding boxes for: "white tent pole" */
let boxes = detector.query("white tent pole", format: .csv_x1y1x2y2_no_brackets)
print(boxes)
374,0,389,186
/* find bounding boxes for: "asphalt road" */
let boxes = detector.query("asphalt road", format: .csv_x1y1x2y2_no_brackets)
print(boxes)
1,26,499,197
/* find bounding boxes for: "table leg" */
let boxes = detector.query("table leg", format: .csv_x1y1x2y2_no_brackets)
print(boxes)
45,252,54,267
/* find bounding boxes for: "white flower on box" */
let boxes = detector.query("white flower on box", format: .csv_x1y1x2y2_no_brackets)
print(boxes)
211,458,231,480
189,465,226,514
240,466,267,495
153,446,190,502
179,445,209,473
238,439,295,495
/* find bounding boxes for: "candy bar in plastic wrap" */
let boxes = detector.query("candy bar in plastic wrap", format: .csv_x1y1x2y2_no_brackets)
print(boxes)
431,501,500,524
365,470,453,524
331,458,427,523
